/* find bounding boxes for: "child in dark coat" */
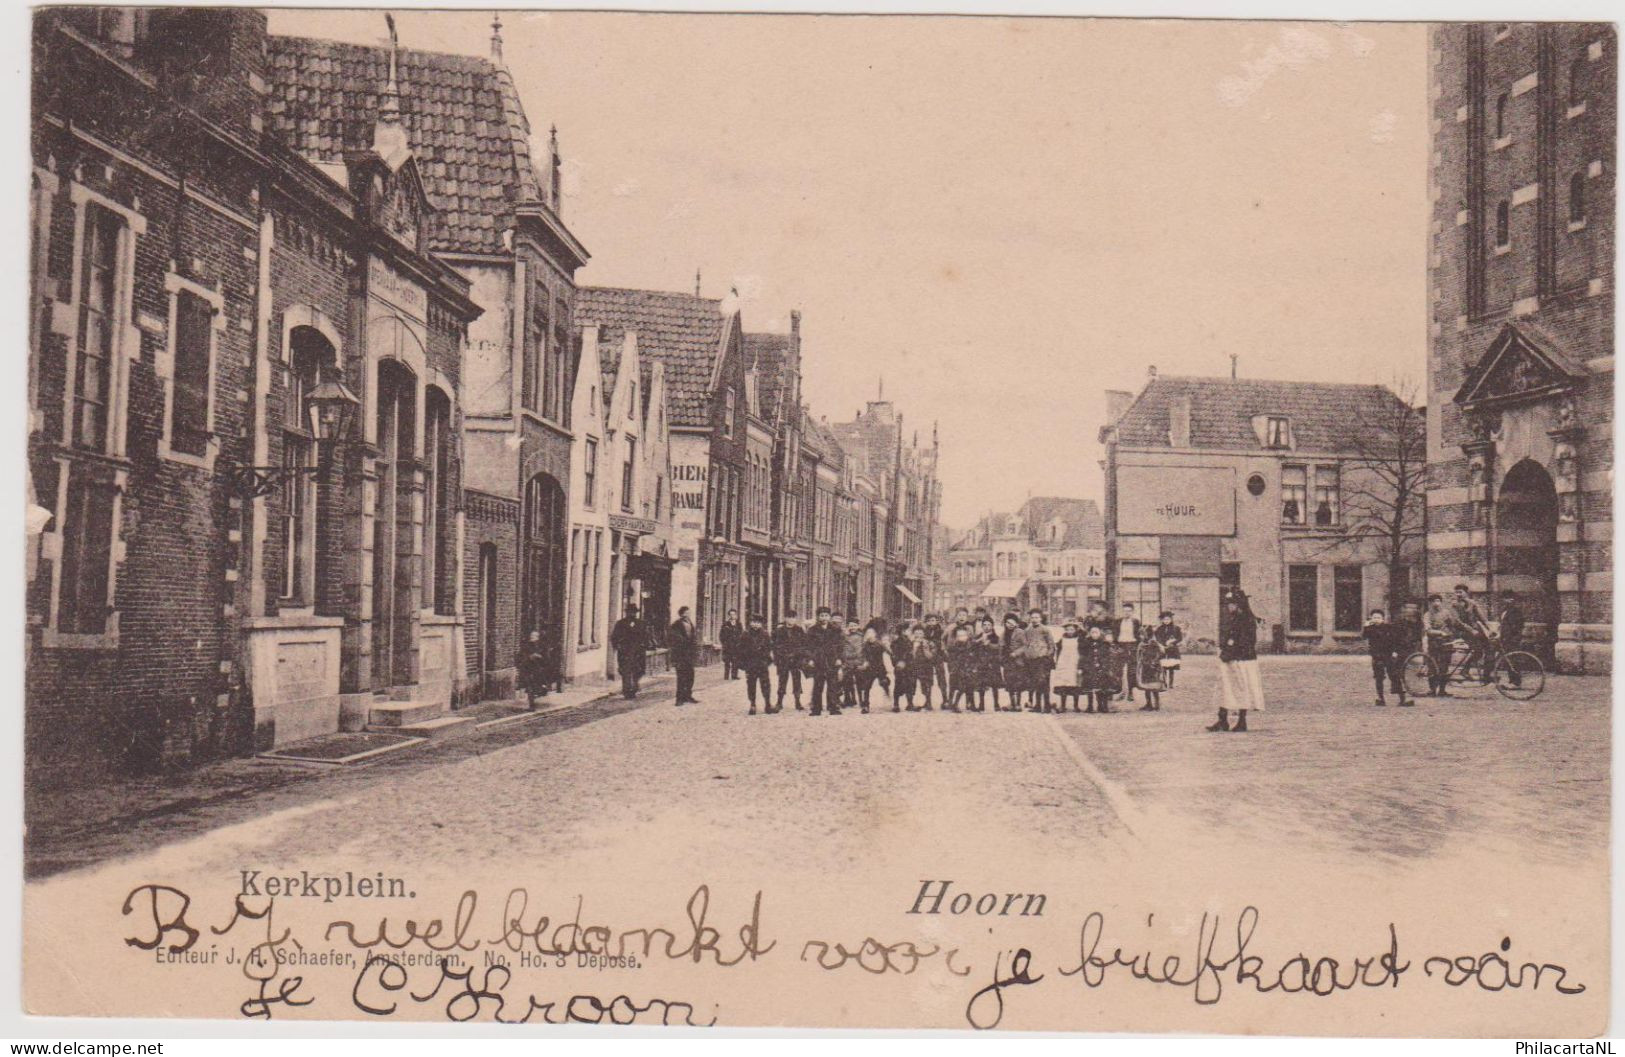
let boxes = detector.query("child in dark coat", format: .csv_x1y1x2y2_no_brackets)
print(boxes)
1080,623,1114,713
1363,608,1409,707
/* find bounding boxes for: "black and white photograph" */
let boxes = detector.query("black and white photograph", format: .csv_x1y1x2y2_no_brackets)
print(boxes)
11,3,1619,1040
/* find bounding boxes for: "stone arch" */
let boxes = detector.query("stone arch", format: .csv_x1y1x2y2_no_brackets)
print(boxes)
1494,458,1559,654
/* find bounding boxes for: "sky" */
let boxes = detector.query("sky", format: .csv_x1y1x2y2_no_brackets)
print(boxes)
266,11,1430,531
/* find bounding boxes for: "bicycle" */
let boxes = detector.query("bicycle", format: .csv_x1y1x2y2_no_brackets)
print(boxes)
1401,637,1546,702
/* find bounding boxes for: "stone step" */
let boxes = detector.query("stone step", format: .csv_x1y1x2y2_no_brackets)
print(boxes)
367,700,446,728
366,714,476,740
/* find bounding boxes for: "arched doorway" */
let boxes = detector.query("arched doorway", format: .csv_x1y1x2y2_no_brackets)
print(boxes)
524,473,568,686
1494,458,1558,657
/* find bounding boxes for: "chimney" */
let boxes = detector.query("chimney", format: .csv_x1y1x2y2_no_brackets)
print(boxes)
1106,389,1134,424
1148,364,1158,380
1169,395,1191,448
1230,354,1239,380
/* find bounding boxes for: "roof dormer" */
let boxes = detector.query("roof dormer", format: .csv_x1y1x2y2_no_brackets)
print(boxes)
1252,414,1293,450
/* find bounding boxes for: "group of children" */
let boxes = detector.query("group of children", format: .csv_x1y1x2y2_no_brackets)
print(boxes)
719,602,1187,717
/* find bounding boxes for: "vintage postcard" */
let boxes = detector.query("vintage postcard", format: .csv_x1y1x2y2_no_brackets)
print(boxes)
19,7,1615,1036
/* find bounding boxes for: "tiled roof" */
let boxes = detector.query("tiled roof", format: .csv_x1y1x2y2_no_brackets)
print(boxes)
745,331,793,422
265,35,541,255
575,287,729,429
1020,496,1104,549
800,409,844,465
1112,375,1413,452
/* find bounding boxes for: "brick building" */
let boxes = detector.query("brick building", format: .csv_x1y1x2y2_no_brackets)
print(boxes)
1100,373,1422,652
266,21,590,701
28,10,481,781
1427,23,1614,673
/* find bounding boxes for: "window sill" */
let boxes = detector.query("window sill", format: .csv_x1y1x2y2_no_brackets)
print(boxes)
1567,102,1587,119
1285,630,1321,639
159,443,218,471
1492,135,1513,152
1494,243,1512,256
576,642,601,654
40,628,119,650
1568,219,1588,233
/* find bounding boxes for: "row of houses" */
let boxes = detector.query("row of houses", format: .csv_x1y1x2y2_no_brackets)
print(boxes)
936,498,1105,620
25,9,940,784
1092,22,1614,668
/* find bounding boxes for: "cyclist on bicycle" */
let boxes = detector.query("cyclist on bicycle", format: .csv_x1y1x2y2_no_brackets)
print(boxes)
1449,583,1494,683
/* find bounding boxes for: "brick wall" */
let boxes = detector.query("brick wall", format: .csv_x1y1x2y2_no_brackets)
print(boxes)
29,50,262,781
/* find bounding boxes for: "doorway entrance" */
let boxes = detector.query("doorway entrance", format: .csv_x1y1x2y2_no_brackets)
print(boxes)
1495,459,1559,657
523,473,568,685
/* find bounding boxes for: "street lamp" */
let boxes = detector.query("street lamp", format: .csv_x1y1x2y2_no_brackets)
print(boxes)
230,366,361,499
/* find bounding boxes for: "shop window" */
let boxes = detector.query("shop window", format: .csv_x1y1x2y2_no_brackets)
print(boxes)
1288,564,1319,632
1120,562,1161,617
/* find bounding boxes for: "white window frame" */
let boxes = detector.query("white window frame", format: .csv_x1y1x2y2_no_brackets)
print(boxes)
159,271,225,468
583,435,598,509
41,183,146,649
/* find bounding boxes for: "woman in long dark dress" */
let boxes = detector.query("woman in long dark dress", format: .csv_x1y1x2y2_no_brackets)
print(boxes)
1210,589,1265,733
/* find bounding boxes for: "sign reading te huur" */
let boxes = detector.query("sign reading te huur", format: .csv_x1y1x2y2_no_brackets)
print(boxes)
1116,465,1236,536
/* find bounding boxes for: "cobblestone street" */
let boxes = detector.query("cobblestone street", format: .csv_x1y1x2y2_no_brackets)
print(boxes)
25,656,1611,1032
27,656,1607,884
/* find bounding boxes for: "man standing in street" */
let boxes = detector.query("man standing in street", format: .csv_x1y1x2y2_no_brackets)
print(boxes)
773,610,807,711
1113,602,1142,704
609,605,651,699
740,613,775,714
669,606,699,706
1496,589,1527,687
807,606,845,716
720,609,743,681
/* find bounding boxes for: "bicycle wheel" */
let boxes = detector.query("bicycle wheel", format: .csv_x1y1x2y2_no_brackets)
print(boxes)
1493,651,1545,701
1401,652,1435,698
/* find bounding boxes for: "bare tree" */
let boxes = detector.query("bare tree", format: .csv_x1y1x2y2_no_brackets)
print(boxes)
1314,377,1428,611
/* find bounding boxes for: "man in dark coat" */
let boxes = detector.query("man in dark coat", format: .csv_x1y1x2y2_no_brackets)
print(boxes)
772,611,807,711
668,606,699,706
739,613,775,714
719,610,743,681
806,606,845,716
922,612,950,703
609,605,652,699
